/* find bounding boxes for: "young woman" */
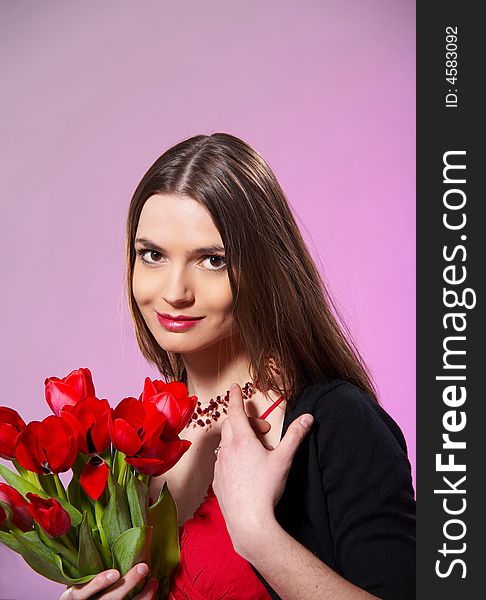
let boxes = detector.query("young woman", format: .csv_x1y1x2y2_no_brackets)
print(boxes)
61,133,416,600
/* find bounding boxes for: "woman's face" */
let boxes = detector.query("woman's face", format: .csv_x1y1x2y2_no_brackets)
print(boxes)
132,193,237,355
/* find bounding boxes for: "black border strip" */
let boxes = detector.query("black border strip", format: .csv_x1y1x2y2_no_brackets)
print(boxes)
417,3,481,597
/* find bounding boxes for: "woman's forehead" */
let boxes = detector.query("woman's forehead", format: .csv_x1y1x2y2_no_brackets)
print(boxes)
136,193,223,247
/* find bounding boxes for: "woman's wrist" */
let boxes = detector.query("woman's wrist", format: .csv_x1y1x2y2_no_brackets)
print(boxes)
233,513,281,563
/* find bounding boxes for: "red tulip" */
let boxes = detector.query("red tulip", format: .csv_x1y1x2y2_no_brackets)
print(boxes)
140,378,197,435
15,416,78,474
0,504,6,526
110,397,166,456
110,396,191,477
58,396,111,500
79,456,110,500
0,483,34,531
26,493,71,537
0,406,26,460
60,396,110,455
45,367,96,416
124,436,191,476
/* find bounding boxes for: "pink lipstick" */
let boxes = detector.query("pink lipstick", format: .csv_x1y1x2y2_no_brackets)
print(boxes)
156,312,204,332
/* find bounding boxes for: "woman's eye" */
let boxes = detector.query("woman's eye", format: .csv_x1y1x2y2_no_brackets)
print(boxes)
135,249,225,271
136,249,163,264
202,255,227,271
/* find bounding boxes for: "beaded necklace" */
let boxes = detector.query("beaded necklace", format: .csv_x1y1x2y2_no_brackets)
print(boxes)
185,380,258,429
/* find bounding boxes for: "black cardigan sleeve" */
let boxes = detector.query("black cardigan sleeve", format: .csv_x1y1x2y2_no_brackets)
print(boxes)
314,382,416,600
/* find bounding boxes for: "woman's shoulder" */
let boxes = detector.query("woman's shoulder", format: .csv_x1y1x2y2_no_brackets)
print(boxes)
290,377,409,455
289,376,375,415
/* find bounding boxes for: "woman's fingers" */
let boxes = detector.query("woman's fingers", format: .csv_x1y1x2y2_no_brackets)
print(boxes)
60,563,151,600
61,569,120,599
248,416,271,434
99,563,150,600
247,417,274,450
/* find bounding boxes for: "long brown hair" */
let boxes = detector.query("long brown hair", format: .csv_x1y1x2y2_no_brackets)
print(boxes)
125,133,378,408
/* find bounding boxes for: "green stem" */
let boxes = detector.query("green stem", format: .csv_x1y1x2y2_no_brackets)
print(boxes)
117,458,127,487
12,459,29,479
32,472,45,491
53,474,68,502
60,533,78,555
95,500,109,549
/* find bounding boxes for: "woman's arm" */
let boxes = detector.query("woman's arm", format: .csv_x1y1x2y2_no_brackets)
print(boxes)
213,385,380,599
214,383,415,600
236,517,380,600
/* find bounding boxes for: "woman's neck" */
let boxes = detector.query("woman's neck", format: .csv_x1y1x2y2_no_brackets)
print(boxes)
181,334,253,403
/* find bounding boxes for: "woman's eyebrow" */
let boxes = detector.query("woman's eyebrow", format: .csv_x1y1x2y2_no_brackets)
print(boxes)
135,237,224,255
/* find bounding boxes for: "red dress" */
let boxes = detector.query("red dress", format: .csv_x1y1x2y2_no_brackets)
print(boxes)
168,395,285,600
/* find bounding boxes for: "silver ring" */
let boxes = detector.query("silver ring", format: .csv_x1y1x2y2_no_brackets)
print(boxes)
214,445,221,456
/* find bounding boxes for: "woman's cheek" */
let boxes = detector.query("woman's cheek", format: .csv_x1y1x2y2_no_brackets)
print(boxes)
133,267,157,307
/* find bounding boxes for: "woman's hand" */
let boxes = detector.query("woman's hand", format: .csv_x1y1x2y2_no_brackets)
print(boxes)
212,383,314,555
59,563,158,600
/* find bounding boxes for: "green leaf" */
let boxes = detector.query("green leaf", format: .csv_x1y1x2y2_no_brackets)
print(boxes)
0,463,45,496
148,482,180,596
0,463,82,527
5,529,68,584
36,473,58,497
0,529,96,586
126,473,148,528
0,498,13,522
101,447,112,469
93,536,113,570
0,530,22,554
57,558,96,585
67,473,96,530
70,452,89,478
77,511,104,576
101,472,131,546
35,523,78,573
111,525,153,577
113,449,126,480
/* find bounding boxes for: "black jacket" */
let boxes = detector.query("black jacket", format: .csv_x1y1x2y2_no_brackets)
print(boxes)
252,378,416,600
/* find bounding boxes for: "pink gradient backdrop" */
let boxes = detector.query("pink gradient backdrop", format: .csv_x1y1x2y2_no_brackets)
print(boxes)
0,1,415,597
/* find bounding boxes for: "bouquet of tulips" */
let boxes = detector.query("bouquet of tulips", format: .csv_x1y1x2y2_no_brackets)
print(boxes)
0,368,197,599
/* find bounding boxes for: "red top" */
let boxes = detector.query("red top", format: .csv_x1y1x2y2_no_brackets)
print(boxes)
168,394,286,600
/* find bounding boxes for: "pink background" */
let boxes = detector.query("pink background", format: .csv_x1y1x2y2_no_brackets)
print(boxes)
0,1,415,597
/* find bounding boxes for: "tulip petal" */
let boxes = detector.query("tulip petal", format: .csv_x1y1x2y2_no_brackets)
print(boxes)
113,397,144,429
0,483,34,531
162,381,191,399
44,380,80,416
139,402,167,443
14,422,45,474
27,493,71,537
67,397,111,454
140,377,162,402
0,406,26,429
90,414,111,454
80,459,109,501
39,416,77,473
44,368,96,416
0,423,22,460
126,438,191,476
0,406,25,460
149,392,181,425
111,419,142,456
145,385,196,434
65,368,96,399
59,410,85,452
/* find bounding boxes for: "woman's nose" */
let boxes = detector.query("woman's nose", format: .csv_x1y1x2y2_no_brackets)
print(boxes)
161,267,194,305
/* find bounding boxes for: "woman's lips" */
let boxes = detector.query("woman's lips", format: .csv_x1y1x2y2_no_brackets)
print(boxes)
156,313,204,332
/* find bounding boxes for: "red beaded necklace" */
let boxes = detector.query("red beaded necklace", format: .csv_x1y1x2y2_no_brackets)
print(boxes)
185,380,258,429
